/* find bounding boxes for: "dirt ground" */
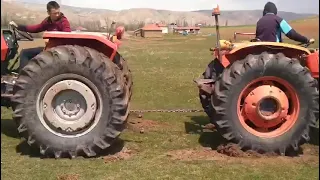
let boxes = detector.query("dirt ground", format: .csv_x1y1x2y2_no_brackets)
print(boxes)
102,147,138,163
57,174,80,180
113,114,319,165
166,144,319,165
126,113,170,133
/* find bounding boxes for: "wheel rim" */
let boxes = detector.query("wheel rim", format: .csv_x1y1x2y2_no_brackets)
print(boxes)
237,76,300,138
36,74,103,138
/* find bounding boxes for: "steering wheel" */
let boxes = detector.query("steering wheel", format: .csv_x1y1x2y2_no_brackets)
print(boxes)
9,23,34,41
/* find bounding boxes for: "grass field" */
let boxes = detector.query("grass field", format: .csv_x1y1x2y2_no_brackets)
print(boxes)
1,18,319,180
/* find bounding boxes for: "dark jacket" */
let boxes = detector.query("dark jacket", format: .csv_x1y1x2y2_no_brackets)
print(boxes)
256,2,309,43
17,13,71,33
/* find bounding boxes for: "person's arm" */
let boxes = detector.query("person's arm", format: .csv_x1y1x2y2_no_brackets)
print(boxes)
279,19,309,44
61,17,71,32
17,19,47,33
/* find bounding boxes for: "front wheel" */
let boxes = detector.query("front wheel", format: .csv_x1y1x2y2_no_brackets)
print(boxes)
212,52,319,154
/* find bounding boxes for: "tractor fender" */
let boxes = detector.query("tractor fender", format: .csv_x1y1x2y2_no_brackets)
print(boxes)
43,31,119,60
229,42,311,55
221,42,312,67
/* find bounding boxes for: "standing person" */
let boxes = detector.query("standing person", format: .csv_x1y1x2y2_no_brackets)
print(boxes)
255,1,314,44
9,1,71,71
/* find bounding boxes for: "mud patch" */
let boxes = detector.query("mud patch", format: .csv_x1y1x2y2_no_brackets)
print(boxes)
216,143,277,158
217,143,247,157
127,114,168,133
166,148,225,161
216,143,318,158
102,147,138,163
57,174,79,180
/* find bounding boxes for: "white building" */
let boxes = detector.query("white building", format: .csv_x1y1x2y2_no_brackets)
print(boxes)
156,23,168,34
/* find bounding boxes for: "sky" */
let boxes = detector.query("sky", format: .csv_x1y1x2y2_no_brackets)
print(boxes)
25,0,320,14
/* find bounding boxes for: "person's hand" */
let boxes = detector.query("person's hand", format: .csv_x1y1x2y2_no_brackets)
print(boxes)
309,38,315,44
9,21,18,28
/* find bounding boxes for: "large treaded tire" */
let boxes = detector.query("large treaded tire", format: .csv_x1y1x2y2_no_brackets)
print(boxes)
199,59,224,122
212,52,319,154
11,45,130,158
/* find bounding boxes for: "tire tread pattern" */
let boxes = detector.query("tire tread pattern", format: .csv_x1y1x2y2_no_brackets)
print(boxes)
212,52,319,154
12,45,131,158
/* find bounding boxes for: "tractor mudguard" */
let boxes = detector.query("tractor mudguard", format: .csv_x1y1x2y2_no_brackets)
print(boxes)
43,31,119,61
228,42,311,55
220,42,312,67
215,41,319,78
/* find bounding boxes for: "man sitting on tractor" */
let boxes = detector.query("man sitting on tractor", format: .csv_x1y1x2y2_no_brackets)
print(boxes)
9,1,71,71
256,1,314,44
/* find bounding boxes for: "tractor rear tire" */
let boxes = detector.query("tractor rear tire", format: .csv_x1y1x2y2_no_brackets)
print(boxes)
11,45,130,158
212,52,319,154
199,59,224,122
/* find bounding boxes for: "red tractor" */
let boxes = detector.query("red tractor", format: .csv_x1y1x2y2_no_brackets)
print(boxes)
195,6,319,155
1,23,132,158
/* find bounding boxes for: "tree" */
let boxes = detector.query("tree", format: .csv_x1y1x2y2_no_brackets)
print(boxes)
138,21,145,29
183,20,188,27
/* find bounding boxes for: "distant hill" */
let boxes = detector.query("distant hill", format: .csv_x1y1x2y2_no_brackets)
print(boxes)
1,0,318,30
194,10,316,24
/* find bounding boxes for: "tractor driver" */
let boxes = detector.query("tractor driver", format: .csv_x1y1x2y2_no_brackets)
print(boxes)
255,2,314,44
9,1,71,71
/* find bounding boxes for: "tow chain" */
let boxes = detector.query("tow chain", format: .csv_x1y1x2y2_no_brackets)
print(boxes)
1,109,204,118
129,109,204,113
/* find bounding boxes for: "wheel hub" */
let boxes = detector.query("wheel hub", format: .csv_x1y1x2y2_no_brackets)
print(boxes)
243,85,289,128
258,98,278,117
60,99,81,117
42,80,97,133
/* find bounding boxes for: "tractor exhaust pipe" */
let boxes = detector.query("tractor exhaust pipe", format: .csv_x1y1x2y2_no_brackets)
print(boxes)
213,5,221,61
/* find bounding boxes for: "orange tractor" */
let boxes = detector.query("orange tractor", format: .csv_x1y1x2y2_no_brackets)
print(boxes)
1,23,132,158
195,6,319,154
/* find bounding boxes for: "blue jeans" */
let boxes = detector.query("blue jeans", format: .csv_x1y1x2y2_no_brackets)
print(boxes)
19,47,43,71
